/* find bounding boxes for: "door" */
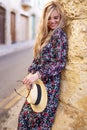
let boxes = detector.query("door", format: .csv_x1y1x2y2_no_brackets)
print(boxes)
31,15,35,39
20,15,28,41
11,12,16,43
0,7,5,44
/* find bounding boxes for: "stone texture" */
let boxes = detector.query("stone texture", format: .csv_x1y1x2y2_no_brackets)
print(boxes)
52,103,87,130
58,0,87,19
53,0,87,129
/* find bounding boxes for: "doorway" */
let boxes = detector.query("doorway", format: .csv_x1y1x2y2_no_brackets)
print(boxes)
11,12,16,43
0,7,5,44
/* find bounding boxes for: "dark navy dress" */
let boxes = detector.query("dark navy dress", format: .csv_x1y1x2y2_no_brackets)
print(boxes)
18,28,68,130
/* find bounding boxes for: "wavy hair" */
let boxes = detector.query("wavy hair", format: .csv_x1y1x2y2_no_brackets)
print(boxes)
34,1,65,57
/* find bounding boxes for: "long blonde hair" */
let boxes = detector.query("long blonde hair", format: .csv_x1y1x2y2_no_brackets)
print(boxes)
34,1,65,58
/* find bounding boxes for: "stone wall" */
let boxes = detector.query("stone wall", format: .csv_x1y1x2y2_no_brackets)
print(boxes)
52,0,87,130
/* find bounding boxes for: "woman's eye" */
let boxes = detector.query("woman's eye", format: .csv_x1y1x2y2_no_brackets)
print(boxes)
48,17,51,20
54,16,59,19
48,16,59,20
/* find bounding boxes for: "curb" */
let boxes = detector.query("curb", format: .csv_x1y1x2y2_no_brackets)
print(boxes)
0,40,35,57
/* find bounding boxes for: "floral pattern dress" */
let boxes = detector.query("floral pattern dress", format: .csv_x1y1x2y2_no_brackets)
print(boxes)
17,28,68,130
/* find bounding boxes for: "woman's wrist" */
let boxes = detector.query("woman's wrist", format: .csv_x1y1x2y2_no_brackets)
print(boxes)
36,71,41,79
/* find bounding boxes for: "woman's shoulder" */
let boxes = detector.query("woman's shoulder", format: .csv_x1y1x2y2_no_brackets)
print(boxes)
50,28,68,44
53,28,67,38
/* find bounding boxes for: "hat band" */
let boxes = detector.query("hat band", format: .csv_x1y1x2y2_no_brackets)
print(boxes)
35,84,42,105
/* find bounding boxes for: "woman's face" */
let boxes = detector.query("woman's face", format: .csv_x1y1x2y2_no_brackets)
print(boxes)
47,9,60,30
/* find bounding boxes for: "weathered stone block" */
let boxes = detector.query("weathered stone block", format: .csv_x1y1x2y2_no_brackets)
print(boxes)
53,0,87,129
53,103,87,130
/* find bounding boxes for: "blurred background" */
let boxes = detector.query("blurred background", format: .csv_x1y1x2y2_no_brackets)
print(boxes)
0,0,87,130
0,0,48,45
0,0,50,129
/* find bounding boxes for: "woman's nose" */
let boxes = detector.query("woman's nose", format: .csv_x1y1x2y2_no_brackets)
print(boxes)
50,19,55,23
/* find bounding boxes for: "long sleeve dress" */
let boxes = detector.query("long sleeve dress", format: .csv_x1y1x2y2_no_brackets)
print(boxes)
17,28,68,130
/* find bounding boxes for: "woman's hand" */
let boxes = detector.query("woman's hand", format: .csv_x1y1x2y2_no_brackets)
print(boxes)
23,73,39,90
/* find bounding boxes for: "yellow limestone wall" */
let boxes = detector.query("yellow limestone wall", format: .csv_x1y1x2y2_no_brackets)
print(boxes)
52,0,87,130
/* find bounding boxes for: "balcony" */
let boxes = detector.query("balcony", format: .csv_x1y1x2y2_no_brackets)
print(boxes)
21,0,32,10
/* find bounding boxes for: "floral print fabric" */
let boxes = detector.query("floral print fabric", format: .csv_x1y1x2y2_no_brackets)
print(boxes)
18,28,68,130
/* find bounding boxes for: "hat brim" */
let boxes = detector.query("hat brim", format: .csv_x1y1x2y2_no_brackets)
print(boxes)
27,79,48,112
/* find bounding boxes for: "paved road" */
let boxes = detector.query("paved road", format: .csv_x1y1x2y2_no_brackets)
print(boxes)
0,47,33,105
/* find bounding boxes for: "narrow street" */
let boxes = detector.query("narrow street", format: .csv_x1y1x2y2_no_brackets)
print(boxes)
0,47,33,113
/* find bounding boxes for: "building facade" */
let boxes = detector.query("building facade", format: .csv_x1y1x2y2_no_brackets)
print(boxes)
0,0,40,45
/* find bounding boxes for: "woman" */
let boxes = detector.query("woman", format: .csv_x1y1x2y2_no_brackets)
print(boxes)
18,1,68,130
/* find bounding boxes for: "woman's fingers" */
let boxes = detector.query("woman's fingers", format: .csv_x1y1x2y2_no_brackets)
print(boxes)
22,74,33,90
22,73,38,90
23,74,31,84
23,78,32,86
23,76,33,85
26,84,32,90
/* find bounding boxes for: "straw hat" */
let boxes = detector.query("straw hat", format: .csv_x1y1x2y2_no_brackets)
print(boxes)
27,79,48,112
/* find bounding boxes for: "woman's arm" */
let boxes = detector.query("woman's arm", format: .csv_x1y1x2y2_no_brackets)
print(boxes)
38,29,68,79
24,29,68,86
28,58,39,74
